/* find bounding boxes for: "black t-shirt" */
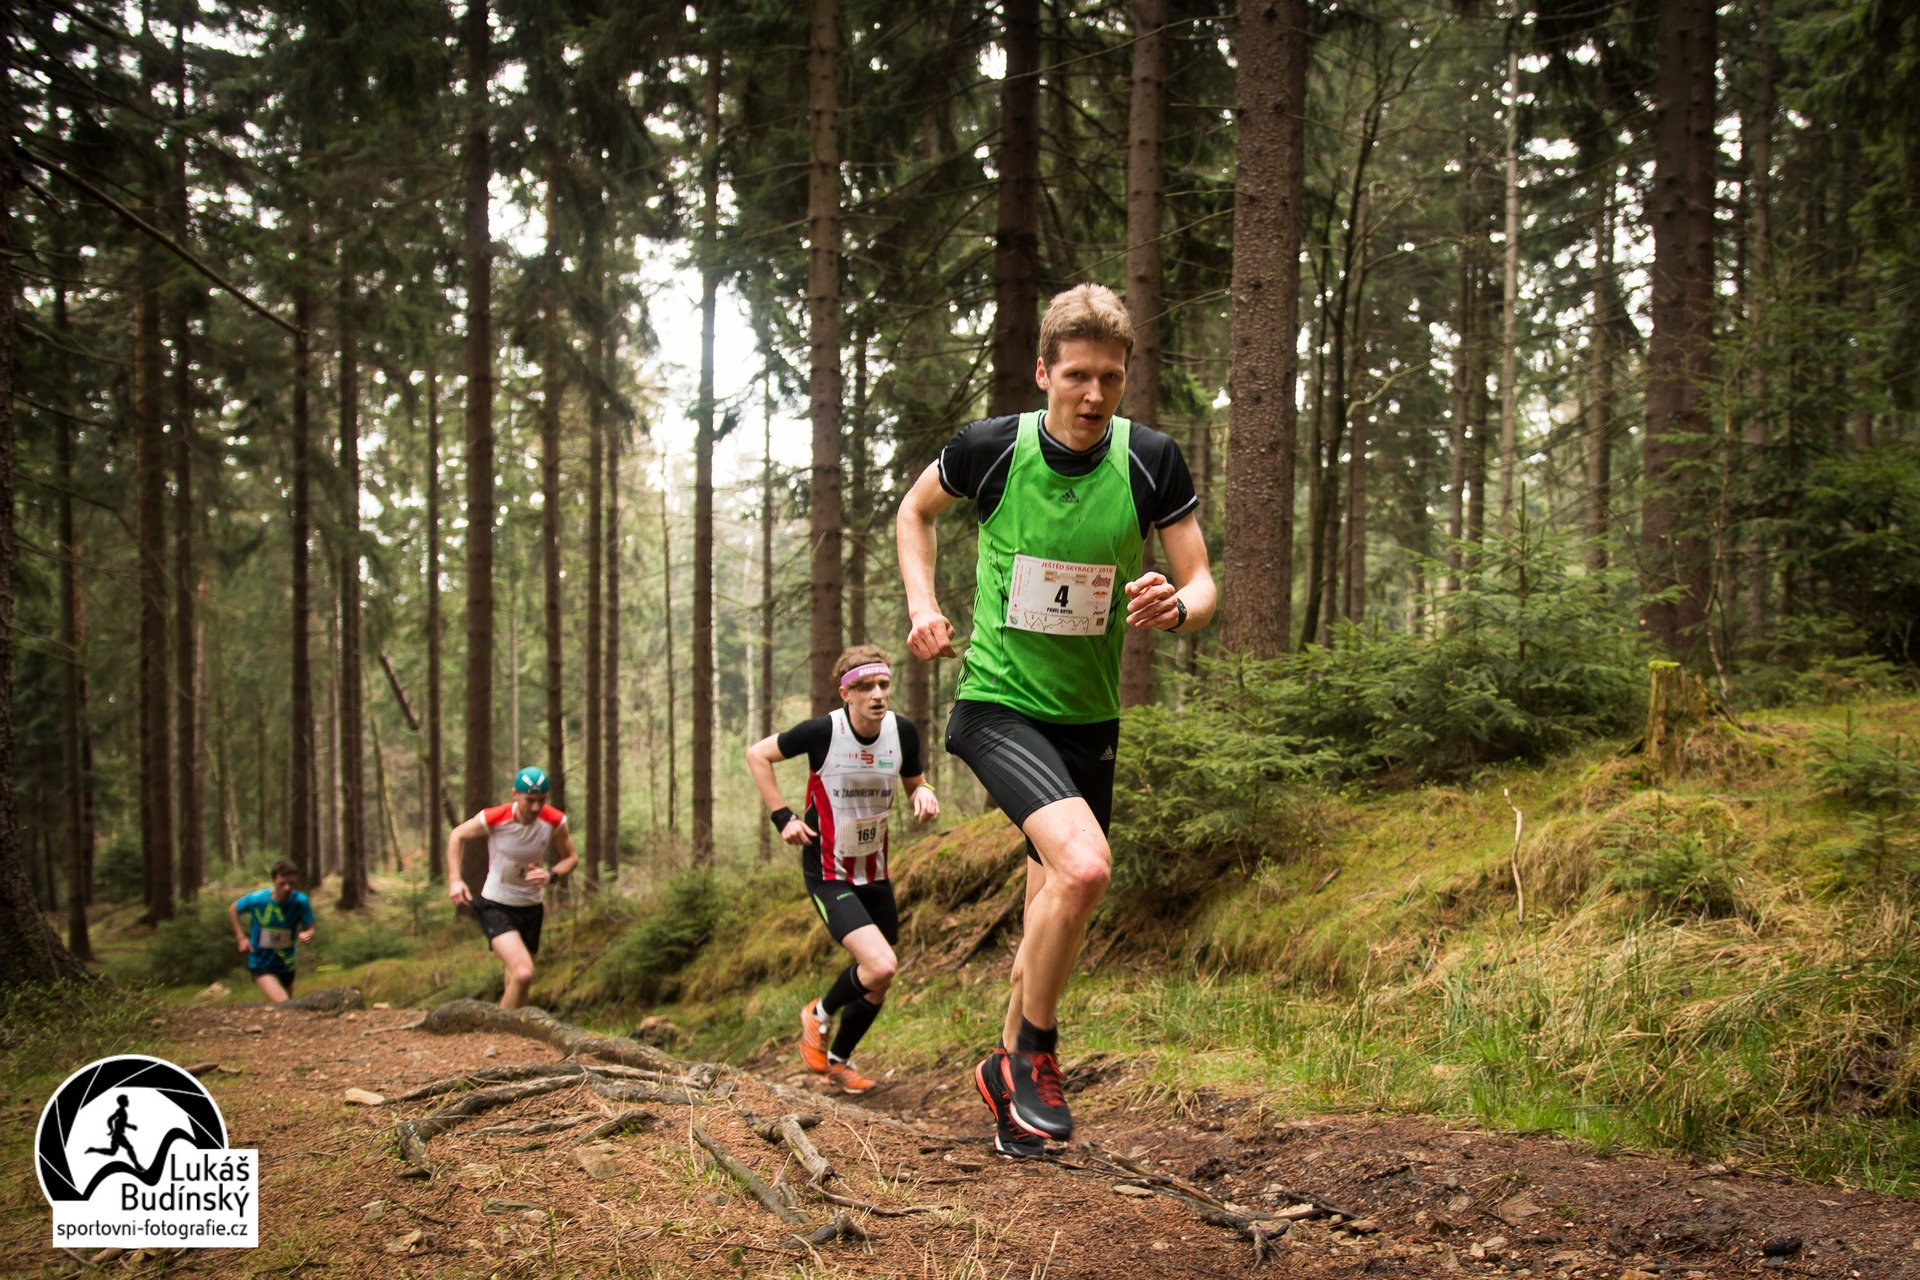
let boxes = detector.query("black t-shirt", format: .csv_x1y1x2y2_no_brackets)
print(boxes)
935,414,1200,537
776,714,924,776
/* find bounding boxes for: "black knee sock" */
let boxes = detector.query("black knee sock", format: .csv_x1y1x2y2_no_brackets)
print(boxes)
820,963,867,1018
830,994,883,1063
1015,1017,1058,1056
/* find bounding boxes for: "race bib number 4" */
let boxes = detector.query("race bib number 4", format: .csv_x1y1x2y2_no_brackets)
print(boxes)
1006,554,1116,637
256,927,292,950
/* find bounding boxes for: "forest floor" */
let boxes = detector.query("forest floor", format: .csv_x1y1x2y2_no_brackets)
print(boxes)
7,1000,1920,1280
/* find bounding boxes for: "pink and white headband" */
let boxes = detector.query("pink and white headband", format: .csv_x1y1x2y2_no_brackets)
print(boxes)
839,662,891,690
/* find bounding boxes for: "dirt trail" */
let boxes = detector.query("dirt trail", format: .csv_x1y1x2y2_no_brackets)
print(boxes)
19,1004,1920,1279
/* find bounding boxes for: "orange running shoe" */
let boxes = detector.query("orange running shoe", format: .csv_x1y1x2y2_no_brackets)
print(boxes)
824,1061,877,1094
799,1000,831,1074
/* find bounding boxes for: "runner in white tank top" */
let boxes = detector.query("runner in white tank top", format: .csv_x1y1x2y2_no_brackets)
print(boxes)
446,766,578,1009
745,646,940,1094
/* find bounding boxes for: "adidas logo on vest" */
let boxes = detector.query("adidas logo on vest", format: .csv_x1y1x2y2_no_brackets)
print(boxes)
1059,487,1079,503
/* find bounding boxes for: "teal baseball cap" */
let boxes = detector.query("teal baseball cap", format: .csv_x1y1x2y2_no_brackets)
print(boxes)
513,766,550,795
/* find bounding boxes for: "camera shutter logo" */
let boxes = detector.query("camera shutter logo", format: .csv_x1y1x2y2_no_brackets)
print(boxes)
35,1055,259,1248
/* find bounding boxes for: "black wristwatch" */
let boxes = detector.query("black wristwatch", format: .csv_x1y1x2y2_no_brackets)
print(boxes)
1170,597,1188,631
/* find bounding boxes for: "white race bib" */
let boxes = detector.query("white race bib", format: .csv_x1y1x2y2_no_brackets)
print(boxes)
257,927,293,949
843,815,888,860
501,860,534,885
1005,554,1116,637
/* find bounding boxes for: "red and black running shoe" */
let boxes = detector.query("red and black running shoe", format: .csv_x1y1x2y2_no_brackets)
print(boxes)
1001,1050,1073,1141
974,1049,1046,1158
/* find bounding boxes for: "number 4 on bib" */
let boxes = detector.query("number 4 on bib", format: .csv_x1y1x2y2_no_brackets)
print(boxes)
1006,554,1115,637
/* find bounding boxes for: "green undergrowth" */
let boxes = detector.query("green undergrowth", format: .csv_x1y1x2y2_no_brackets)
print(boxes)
31,695,1920,1198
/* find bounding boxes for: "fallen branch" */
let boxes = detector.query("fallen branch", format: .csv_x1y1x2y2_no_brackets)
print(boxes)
754,1112,834,1186
396,1064,584,1103
691,1122,806,1224
419,1000,682,1071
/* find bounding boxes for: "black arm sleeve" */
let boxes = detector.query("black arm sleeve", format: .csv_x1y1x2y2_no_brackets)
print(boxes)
935,417,1020,502
897,718,923,778
774,716,835,772
1132,425,1200,529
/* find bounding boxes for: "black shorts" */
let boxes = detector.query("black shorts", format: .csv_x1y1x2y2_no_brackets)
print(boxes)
248,962,295,994
945,699,1119,863
804,875,900,945
475,897,545,956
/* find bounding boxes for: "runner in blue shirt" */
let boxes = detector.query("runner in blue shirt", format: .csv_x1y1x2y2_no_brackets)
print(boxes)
229,860,316,1003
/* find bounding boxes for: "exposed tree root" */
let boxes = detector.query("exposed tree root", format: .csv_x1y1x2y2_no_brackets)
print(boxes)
418,999,682,1070
748,1110,948,1218
393,1069,586,1174
587,1076,705,1106
396,1063,584,1103
468,1112,595,1137
573,1110,658,1143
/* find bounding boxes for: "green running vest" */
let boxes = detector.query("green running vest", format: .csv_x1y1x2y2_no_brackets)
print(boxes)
956,412,1143,724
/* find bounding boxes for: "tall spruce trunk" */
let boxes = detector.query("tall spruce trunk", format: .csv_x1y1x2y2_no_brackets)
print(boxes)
845,327,868,645
990,0,1042,416
0,10,83,981
1496,46,1520,534
425,364,446,879
1642,0,1717,653
169,20,200,899
584,322,603,885
693,56,720,866
603,399,622,875
660,488,677,831
290,282,316,883
806,0,844,715
58,359,90,960
1741,0,1775,646
136,254,173,923
1221,0,1308,659
1119,0,1169,707
460,0,496,894
758,398,775,861
1584,193,1615,571
540,221,566,813
337,265,368,909
1445,220,1474,595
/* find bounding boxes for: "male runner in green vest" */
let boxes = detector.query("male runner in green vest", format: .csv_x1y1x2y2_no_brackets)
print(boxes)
897,283,1217,1156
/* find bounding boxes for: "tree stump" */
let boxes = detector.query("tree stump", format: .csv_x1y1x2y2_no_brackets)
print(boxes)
1644,660,1713,781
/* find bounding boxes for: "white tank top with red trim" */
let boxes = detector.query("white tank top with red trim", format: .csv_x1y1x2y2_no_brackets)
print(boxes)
804,710,902,885
479,804,566,907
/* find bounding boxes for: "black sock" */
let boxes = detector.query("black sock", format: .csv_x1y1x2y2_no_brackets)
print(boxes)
820,963,867,1018
1015,1017,1057,1056
830,994,883,1062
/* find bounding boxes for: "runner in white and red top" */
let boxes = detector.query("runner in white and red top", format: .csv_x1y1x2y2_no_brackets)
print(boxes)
745,645,940,1094
446,766,579,1009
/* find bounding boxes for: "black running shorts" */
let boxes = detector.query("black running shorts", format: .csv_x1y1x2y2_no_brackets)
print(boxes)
248,961,295,994
804,874,900,945
944,699,1119,863
475,897,545,956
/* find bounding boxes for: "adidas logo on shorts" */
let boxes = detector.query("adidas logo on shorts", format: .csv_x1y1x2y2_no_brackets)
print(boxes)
1099,745,1115,761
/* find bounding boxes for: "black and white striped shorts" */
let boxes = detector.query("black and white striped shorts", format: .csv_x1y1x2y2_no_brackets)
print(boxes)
944,699,1119,863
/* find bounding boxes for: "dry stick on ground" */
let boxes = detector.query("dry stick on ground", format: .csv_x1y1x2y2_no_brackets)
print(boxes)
748,1111,949,1217
393,1070,586,1174
690,1122,867,1246
1504,787,1525,925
